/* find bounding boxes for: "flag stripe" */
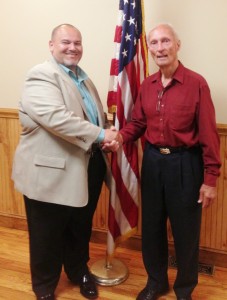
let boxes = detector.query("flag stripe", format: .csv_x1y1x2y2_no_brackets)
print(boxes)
107,0,148,256
112,152,138,227
108,204,121,239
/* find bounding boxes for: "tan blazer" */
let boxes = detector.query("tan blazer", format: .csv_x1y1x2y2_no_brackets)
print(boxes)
12,57,108,207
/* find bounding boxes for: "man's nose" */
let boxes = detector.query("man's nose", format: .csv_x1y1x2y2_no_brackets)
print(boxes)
69,43,77,50
157,41,164,51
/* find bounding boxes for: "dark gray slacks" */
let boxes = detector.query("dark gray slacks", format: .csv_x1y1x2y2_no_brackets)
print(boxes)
141,143,203,298
24,149,106,297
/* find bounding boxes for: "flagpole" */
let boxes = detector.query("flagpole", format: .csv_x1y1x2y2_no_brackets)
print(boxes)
91,0,148,286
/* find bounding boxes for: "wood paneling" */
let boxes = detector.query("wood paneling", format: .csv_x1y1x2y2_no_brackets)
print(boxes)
200,125,227,253
0,109,227,265
0,109,25,225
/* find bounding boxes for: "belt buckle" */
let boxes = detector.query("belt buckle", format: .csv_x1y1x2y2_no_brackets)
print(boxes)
160,147,171,154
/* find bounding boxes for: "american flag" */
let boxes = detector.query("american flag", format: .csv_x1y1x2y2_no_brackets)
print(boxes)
107,0,148,256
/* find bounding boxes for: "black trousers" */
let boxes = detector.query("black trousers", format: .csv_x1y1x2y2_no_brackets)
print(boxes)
24,149,106,297
141,143,203,298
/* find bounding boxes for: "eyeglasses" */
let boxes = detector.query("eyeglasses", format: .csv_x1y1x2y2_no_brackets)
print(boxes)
156,89,165,112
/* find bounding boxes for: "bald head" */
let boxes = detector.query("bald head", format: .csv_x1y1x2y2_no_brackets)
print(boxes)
51,24,81,41
147,23,180,47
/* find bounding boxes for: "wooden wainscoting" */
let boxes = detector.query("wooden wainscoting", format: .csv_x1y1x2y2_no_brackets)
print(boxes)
0,108,227,266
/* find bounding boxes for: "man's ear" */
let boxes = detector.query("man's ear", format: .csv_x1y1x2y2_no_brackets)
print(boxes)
49,40,53,53
177,39,181,51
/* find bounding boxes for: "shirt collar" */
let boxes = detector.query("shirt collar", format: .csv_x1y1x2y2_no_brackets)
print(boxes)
151,61,184,85
60,64,88,83
172,61,184,84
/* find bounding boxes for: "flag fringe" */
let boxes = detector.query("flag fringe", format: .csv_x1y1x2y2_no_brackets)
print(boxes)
107,226,138,258
141,0,149,77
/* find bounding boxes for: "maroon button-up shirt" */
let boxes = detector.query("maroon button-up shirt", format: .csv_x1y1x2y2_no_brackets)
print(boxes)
120,62,221,186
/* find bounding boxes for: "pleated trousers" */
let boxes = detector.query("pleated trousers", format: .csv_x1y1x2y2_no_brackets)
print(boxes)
141,143,203,298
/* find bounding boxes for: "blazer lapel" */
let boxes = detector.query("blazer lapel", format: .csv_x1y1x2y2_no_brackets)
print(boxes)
49,57,103,126
49,57,89,119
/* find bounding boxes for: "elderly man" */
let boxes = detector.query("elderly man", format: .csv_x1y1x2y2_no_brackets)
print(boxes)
115,23,221,300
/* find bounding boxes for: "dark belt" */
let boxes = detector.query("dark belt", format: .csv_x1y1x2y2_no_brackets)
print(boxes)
150,144,188,154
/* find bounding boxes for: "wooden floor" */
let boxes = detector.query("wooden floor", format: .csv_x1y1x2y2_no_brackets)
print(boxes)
0,226,227,300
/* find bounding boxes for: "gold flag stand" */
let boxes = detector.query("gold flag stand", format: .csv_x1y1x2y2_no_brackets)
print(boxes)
90,255,129,286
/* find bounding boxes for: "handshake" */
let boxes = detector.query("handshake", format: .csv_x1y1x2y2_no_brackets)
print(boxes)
101,126,123,152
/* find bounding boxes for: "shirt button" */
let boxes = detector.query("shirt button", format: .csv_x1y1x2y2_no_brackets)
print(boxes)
160,118,162,121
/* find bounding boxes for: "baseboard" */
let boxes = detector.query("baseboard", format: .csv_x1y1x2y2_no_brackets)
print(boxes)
91,230,227,268
0,214,28,231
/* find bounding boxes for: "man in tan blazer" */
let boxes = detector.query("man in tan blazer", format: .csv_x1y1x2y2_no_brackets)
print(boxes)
12,24,117,300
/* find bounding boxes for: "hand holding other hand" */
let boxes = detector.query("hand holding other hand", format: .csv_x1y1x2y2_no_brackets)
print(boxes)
101,127,123,152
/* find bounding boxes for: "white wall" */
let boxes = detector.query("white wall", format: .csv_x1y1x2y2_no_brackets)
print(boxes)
0,0,226,123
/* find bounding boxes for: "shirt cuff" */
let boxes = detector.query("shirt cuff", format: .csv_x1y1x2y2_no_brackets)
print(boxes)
95,129,105,143
204,173,218,187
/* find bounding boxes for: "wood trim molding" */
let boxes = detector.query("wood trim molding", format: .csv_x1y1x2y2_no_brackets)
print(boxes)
0,108,226,129
0,108,19,118
217,123,227,135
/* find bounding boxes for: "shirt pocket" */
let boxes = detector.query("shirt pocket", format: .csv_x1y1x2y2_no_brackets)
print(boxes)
34,154,65,169
170,105,195,131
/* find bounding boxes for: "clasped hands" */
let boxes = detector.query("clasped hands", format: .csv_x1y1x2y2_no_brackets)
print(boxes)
101,126,122,152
